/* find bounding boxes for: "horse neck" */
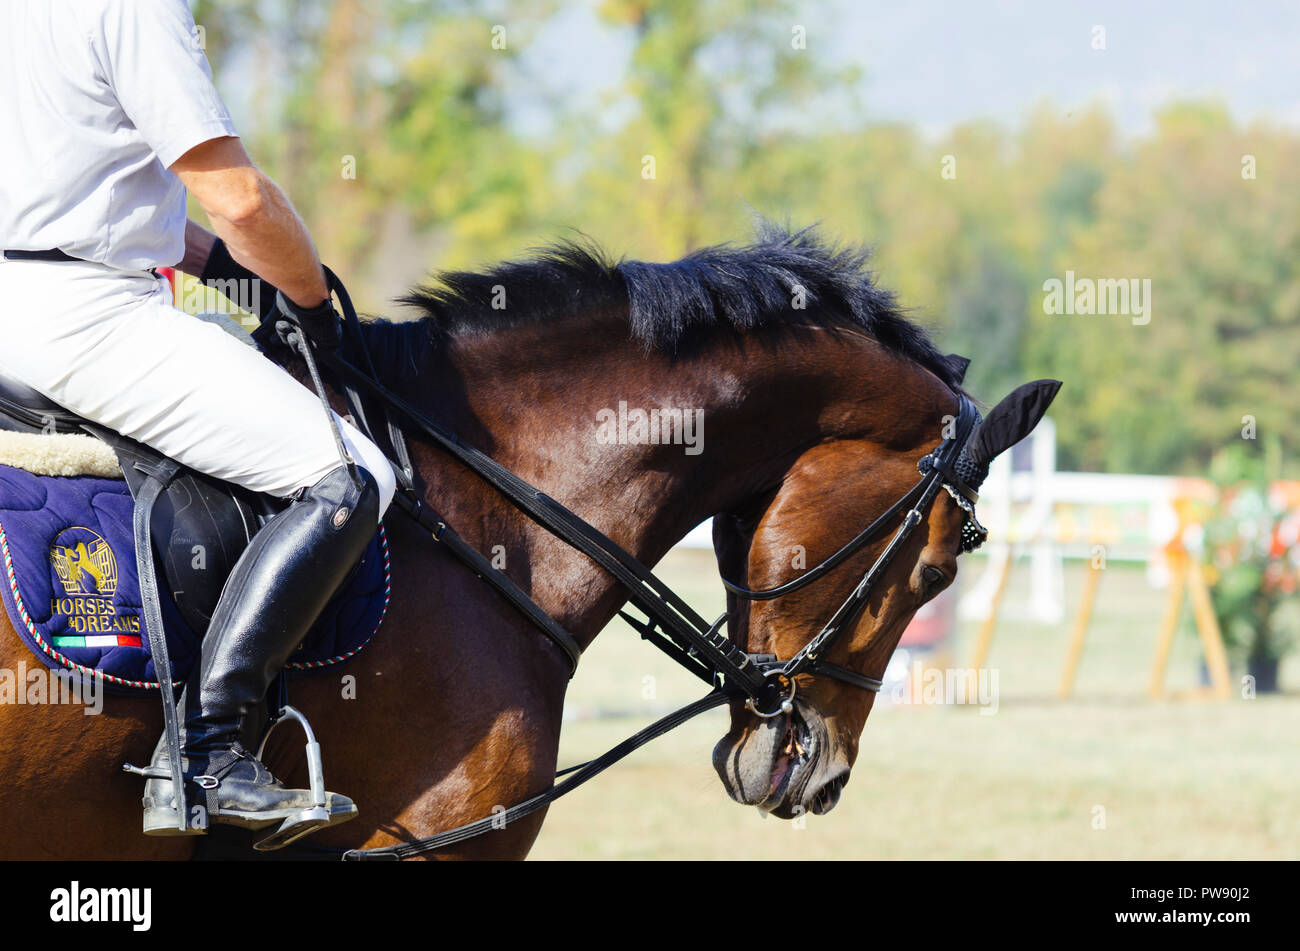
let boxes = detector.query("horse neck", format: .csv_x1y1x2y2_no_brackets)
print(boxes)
409,315,954,646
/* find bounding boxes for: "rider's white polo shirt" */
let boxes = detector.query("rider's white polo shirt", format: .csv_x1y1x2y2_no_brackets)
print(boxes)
0,0,237,270
0,1,396,512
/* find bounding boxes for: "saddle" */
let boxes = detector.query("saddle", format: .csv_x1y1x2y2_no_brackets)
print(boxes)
0,328,391,694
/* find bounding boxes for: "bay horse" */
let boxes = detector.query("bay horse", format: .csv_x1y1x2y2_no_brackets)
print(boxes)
0,224,1053,859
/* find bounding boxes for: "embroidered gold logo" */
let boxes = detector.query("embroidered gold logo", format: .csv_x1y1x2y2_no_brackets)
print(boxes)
51,527,118,596
48,526,141,642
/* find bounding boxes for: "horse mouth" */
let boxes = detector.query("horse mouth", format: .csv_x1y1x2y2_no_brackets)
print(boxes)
809,771,847,814
762,715,804,802
712,702,850,819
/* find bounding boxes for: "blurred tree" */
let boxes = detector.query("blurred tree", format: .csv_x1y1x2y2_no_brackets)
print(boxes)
945,250,1029,401
192,1,553,306
577,0,857,256
1031,103,1299,474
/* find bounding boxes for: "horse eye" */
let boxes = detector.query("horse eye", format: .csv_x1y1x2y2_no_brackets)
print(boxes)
921,565,946,590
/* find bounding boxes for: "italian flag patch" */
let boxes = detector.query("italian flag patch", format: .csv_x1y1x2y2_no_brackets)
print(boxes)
52,634,142,649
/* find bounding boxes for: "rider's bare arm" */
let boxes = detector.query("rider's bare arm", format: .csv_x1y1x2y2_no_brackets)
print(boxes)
170,136,328,308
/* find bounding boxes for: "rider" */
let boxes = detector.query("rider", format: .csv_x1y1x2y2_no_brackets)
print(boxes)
0,1,397,841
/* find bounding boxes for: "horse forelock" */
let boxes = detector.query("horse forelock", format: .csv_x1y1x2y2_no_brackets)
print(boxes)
364,221,961,391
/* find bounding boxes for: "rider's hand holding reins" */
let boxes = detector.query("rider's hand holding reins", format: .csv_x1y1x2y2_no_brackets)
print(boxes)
273,291,343,352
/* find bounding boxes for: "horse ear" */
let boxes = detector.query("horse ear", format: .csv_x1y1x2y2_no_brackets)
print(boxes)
967,379,1062,468
944,353,971,384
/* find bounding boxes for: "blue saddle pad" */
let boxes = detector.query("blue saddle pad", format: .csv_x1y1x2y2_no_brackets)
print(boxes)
0,464,391,693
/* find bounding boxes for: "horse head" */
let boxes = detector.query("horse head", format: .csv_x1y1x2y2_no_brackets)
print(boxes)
712,376,1061,818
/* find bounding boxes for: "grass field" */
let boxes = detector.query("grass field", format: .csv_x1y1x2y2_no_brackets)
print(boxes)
529,548,1299,860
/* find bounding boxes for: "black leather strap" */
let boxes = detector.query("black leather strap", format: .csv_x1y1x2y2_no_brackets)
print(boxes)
811,662,886,692
332,689,731,860
130,456,186,830
719,480,930,601
421,507,582,674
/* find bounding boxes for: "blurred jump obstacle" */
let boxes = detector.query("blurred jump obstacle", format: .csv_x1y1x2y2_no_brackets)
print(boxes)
956,421,1235,701
1146,547,1232,700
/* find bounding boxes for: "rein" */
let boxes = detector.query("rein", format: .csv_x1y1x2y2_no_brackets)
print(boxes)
274,274,982,860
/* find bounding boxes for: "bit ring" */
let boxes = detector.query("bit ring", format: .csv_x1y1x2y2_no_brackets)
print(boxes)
745,673,797,719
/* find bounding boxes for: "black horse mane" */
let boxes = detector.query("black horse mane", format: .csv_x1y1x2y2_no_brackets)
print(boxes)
364,221,960,388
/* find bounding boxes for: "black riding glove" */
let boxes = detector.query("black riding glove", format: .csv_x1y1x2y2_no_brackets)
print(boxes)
274,290,343,352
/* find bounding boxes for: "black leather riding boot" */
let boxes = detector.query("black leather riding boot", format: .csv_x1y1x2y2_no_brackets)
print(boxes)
142,463,380,844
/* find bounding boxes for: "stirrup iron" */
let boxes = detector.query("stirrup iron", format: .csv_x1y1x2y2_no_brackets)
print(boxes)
251,705,333,852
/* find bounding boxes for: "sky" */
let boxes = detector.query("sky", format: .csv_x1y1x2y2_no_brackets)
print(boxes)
512,0,1300,139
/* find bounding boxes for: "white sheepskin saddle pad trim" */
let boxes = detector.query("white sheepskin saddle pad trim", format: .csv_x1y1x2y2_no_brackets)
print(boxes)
0,430,122,479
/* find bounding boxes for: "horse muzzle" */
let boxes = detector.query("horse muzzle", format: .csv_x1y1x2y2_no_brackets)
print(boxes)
711,698,851,819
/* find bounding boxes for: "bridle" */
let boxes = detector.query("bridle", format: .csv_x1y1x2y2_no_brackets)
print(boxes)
273,274,991,858
722,392,988,716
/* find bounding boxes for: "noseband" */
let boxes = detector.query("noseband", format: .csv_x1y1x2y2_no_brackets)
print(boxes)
725,393,988,715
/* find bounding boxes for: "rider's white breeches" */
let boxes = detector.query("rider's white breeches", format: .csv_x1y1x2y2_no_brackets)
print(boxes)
0,259,396,520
